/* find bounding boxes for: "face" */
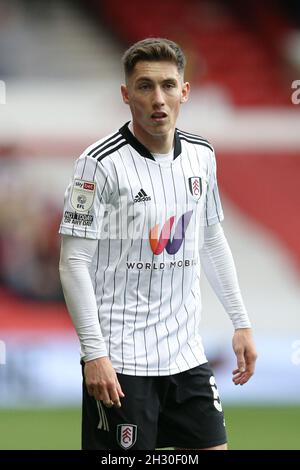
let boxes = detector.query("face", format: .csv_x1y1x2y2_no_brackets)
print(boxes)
121,61,190,138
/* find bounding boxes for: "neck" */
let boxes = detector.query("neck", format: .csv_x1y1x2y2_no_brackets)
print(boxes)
132,122,174,154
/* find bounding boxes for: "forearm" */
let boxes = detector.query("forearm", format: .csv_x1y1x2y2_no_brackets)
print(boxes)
200,224,251,329
59,236,107,361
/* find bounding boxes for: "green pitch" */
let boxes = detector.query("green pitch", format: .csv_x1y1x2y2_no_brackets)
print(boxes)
0,406,299,450
0,408,81,450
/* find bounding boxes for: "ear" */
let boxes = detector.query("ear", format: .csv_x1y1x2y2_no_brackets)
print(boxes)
180,81,190,103
121,84,129,105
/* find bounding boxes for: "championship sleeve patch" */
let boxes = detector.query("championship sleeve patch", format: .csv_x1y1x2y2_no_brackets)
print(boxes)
70,179,96,213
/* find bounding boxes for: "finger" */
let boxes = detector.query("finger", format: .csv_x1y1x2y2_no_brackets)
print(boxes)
239,372,253,385
232,368,243,377
87,385,102,401
236,377,248,386
233,371,252,385
232,370,246,381
92,389,105,402
109,387,122,408
116,380,125,398
232,375,243,384
233,376,245,385
109,392,121,408
103,400,114,408
232,374,243,383
100,388,113,407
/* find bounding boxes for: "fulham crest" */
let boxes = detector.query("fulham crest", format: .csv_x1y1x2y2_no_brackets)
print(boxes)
117,424,137,449
188,177,202,200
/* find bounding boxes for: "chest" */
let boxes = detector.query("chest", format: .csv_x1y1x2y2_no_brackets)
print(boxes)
117,155,209,216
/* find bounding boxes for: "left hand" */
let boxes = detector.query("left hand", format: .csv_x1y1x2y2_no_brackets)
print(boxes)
232,328,257,385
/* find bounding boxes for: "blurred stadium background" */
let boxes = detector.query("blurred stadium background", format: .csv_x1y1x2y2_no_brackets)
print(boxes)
0,0,300,450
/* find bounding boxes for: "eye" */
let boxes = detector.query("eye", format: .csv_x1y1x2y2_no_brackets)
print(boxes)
164,82,176,89
138,83,151,90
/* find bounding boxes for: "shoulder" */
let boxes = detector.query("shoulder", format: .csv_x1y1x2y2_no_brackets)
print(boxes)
176,128,214,153
79,129,127,164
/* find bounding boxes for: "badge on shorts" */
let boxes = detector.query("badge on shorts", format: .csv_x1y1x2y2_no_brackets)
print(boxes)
117,424,137,449
70,179,96,213
188,177,202,200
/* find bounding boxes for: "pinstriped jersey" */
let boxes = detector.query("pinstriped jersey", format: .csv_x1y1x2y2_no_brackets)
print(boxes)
59,122,224,376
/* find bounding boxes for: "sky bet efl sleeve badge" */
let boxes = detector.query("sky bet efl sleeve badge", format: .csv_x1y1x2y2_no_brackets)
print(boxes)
70,179,96,213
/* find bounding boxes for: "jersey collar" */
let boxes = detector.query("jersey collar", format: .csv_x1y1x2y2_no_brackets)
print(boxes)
119,122,182,161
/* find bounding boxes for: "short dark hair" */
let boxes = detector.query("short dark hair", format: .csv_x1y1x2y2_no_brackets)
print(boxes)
122,38,186,78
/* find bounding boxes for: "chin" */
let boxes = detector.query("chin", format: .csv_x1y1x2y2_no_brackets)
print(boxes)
149,123,171,135
149,129,169,138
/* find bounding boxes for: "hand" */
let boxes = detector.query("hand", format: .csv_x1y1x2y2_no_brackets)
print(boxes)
84,357,125,408
232,328,257,385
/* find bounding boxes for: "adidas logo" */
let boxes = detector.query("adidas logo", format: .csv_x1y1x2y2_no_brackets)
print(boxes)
133,188,151,203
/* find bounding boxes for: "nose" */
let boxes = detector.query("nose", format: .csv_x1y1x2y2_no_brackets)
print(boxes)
152,86,165,108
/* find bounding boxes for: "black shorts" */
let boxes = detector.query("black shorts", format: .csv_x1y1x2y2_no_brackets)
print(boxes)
82,362,227,450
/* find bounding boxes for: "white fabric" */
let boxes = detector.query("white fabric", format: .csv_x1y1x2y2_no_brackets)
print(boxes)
59,236,106,361
152,150,174,163
59,223,250,365
200,224,251,329
59,123,225,375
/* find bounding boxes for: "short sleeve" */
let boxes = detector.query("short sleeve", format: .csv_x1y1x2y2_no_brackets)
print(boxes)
59,153,113,239
202,150,224,226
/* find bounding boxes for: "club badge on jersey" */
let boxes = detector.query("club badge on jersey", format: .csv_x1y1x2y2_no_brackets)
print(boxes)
117,424,137,450
188,177,202,200
70,179,96,213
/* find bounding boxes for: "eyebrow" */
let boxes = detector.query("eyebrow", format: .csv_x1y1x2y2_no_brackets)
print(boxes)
136,77,178,83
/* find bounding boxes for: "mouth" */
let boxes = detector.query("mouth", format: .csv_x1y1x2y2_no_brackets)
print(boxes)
151,112,168,122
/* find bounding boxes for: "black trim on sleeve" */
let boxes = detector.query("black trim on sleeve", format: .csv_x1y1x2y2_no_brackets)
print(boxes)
177,133,214,153
96,141,127,161
87,131,121,157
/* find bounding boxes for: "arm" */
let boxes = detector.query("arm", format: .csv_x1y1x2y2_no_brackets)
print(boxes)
59,235,124,407
199,223,257,385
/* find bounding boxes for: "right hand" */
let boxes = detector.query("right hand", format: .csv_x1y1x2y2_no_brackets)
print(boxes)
84,357,125,408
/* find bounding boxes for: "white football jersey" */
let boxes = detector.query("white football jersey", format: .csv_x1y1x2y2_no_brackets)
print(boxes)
59,122,224,375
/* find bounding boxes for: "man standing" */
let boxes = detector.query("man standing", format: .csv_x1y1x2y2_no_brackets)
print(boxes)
59,38,257,450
